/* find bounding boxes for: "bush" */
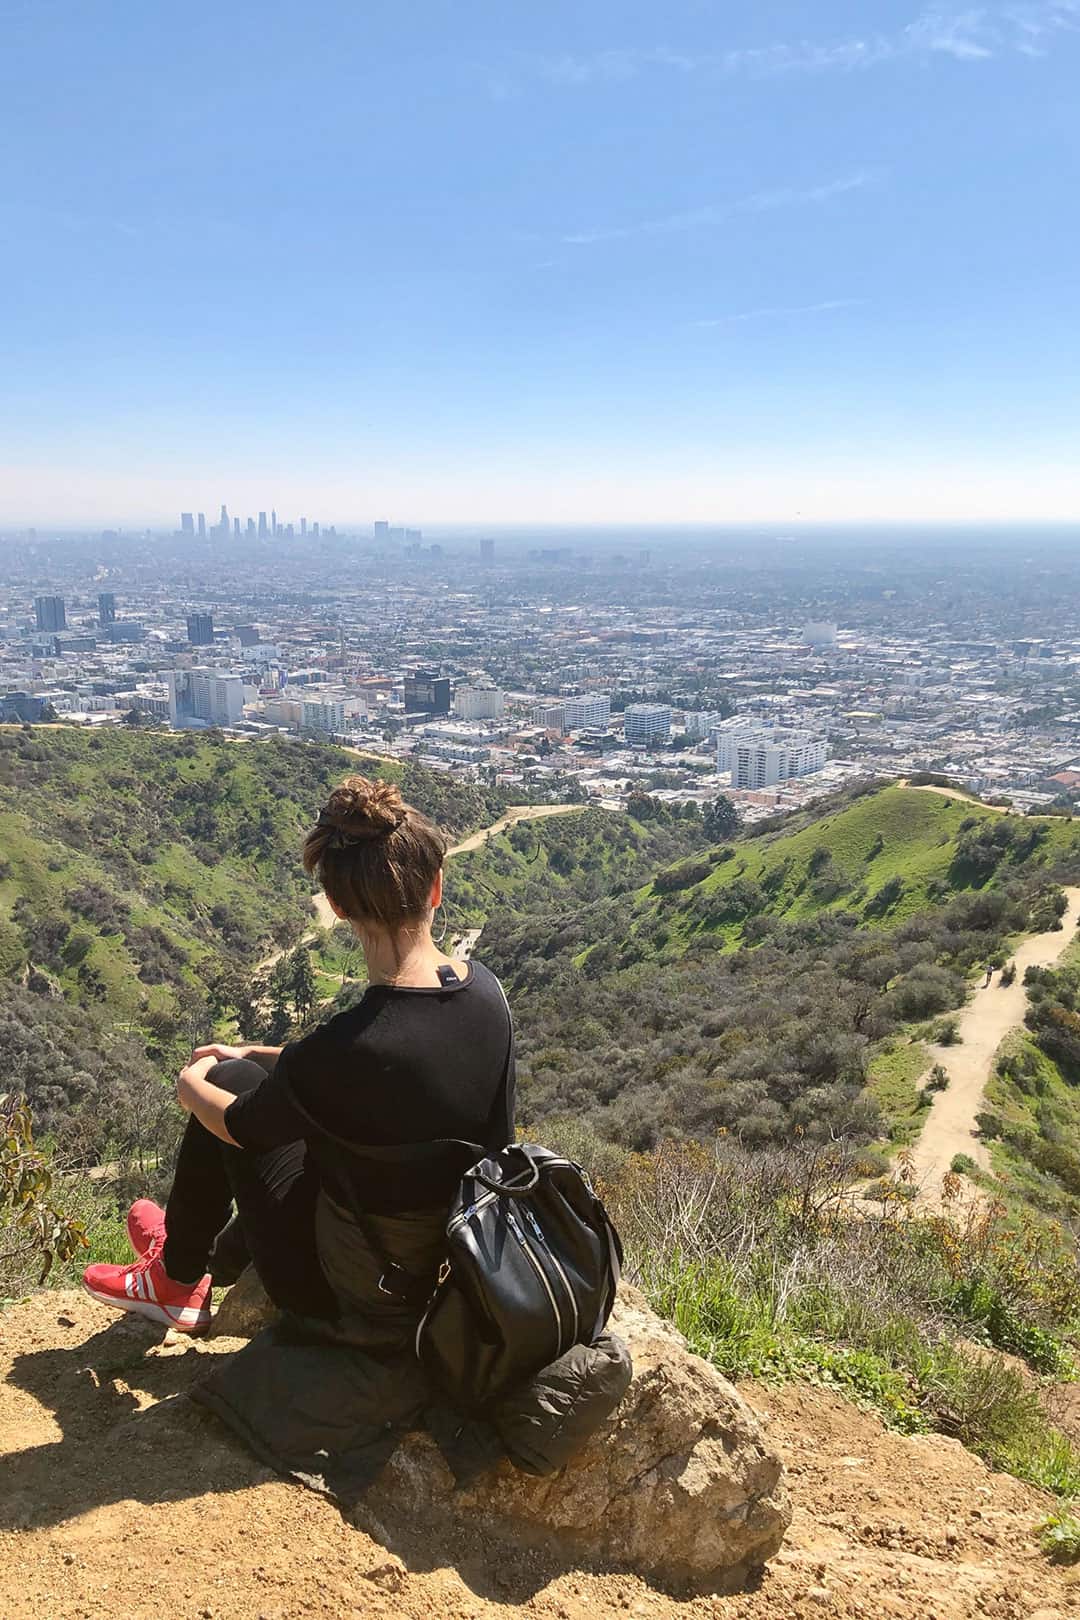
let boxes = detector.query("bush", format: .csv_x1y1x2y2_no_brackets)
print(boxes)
925,1064,950,1093
951,1153,977,1175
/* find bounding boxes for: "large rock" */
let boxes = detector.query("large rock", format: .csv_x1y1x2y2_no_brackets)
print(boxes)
208,1270,790,1592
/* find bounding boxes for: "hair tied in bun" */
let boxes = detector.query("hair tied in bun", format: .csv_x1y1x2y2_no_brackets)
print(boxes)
320,775,407,839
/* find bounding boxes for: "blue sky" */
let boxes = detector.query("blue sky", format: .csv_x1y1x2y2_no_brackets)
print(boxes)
3,0,1080,526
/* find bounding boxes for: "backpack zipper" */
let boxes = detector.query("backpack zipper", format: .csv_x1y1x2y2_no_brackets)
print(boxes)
506,1209,565,1355
521,1205,580,1344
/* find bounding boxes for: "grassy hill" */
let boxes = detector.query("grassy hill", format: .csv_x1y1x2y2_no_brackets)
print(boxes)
467,782,1080,1155
0,725,506,1161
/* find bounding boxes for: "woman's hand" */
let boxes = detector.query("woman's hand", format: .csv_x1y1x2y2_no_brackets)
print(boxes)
191,1043,249,1064
177,1053,220,1111
176,1055,242,1146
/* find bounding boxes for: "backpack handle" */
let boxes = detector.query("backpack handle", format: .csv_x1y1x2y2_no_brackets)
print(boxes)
469,1144,541,1196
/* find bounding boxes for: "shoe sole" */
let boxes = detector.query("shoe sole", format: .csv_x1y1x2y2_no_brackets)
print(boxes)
82,1281,210,1335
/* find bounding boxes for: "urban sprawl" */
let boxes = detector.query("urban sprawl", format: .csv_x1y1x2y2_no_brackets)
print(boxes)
3,519,1080,821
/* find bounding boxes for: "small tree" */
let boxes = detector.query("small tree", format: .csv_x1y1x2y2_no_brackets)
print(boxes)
704,795,741,841
288,945,317,1021
0,1094,88,1284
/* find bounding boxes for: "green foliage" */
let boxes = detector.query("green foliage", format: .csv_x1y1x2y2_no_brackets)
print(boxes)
0,1093,88,1288
1040,1511,1080,1563
604,1139,1080,1493
951,1153,977,1175
0,729,508,1159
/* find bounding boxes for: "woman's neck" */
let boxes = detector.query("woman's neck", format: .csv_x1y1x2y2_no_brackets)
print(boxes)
361,924,459,988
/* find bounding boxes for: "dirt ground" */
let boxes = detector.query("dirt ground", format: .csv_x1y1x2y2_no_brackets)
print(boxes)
908,886,1080,1206
2,1291,1078,1620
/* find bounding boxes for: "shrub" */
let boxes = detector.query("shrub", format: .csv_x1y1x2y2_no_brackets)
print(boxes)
1041,1513,1080,1564
926,1065,950,1093
951,1153,977,1175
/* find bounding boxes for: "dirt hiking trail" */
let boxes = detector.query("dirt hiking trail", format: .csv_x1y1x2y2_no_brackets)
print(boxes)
909,887,1080,1205
2,1289,1079,1620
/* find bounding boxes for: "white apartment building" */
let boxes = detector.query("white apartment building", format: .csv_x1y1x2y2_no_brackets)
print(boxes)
454,684,505,721
679,709,725,741
729,727,828,789
532,701,566,730
563,693,611,730
623,703,672,746
302,697,346,735
715,717,767,772
166,668,245,729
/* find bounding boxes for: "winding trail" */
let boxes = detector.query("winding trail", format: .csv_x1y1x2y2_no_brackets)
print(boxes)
908,887,1080,1205
445,802,581,856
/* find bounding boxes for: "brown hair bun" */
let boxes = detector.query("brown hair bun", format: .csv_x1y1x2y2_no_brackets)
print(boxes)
303,774,447,929
320,775,406,839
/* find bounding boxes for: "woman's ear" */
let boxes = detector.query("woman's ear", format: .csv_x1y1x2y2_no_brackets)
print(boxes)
430,868,444,911
327,894,349,921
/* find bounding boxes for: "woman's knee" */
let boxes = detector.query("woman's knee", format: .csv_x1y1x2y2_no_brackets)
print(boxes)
209,1057,268,1099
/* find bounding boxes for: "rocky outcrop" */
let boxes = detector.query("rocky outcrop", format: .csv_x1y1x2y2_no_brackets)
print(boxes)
209,1271,790,1592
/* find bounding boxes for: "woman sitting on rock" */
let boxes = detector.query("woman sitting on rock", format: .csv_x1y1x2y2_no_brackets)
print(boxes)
83,774,513,1336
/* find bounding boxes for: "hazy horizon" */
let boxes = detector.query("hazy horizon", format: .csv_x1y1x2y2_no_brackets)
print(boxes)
5,1,1080,527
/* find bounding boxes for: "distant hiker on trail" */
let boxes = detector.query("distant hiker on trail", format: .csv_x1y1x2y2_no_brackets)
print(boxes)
83,774,628,1490
984,962,994,987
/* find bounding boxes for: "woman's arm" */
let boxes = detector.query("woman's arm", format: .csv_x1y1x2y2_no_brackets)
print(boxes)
177,1055,243,1146
191,1043,283,1069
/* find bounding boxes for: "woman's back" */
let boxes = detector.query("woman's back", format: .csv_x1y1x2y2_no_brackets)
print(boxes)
223,959,514,1213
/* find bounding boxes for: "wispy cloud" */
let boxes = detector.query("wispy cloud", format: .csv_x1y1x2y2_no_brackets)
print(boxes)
562,173,877,246
694,299,866,328
524,1,1080,91
738,174,875,212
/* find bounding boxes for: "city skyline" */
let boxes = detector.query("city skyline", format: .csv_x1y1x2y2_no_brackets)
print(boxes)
4,1,1080,526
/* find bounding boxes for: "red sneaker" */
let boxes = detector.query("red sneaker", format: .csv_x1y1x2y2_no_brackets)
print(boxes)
82,1254,211,1334
126,1199,166,1259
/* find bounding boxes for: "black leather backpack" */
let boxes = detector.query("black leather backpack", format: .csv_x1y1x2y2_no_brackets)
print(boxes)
415,1140,623,1411
323,976,624,1412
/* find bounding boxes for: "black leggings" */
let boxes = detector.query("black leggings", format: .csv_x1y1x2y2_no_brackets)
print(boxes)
162,1058,337,1320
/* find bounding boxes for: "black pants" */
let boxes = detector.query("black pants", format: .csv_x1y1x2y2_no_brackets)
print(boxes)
162,1058,337,1319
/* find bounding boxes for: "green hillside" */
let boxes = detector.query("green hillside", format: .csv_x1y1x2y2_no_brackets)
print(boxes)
472,782,1080,1152
0,726,506,1158
632,783,1080,950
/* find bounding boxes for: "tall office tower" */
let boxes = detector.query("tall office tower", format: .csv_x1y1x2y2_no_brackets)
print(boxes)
233,516,241,537
258,511,268,537
312,521,320,537
285,522,294,538
480,538,495,564
219,504,229,534
197,512,206,538
97,592,116,627
403,669,451,716
271,509,278,536
180,512,195,535
374,520,389,539
187,611,215,646
246,517,256,536
300,517,307,536
34,595,66,632
623,703,672,747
